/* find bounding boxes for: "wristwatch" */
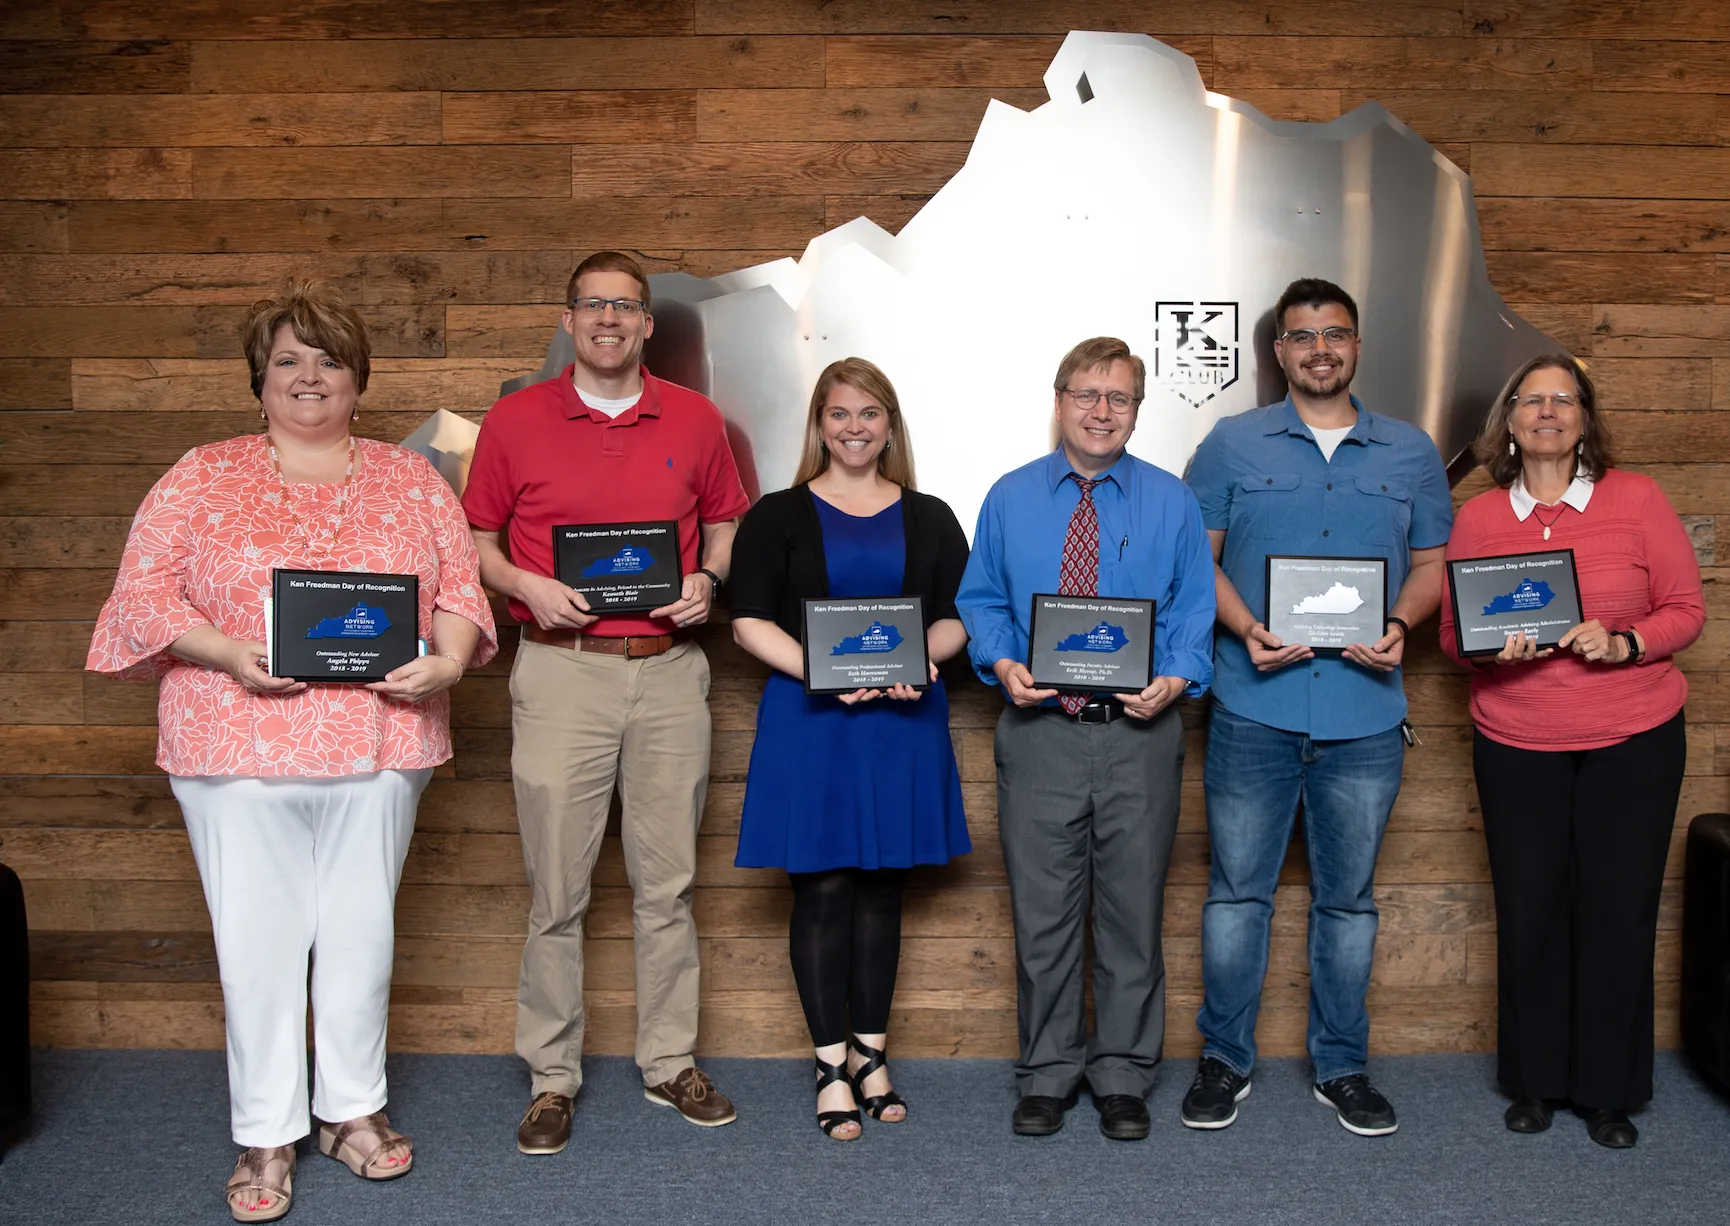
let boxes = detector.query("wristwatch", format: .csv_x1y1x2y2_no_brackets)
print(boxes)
1613,629,1641,665
697,567,723,594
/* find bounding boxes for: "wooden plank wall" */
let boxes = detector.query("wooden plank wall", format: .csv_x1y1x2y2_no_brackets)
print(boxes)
1,1,1727,1060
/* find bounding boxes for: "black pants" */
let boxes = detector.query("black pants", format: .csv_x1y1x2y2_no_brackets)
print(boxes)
787,868,908,1048
1473,711,1686,1110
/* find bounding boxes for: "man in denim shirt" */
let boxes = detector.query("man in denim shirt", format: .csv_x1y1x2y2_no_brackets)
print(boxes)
957,337,1215,1141
1181,279,1453,1136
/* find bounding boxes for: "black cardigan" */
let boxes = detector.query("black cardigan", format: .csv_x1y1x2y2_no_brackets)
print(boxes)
727,484,970,641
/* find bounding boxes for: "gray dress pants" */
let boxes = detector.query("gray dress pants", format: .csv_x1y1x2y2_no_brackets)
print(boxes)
994,702,1184,1099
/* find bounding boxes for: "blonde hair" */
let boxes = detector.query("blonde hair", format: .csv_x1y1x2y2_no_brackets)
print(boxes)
243,280,371,398
792,358,918,489
1472,353,1614,487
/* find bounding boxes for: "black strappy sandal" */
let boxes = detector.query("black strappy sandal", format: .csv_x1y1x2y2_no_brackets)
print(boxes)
848,1036,908,1122
815,1053,862,1139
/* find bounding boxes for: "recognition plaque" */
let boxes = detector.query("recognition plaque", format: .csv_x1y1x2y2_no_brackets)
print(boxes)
802,597,930,695
267,569,419,682
1447,549,1583,657
1028,594,1156,694
553,521,682,615
1265,555,1388,655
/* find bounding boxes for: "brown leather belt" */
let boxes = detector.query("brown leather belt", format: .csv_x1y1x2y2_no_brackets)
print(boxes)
523,625,687,658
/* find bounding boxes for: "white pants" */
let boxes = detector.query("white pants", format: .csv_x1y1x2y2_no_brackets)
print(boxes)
173,769,431,1146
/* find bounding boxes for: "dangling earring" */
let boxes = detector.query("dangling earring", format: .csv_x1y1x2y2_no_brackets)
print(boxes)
351,405,359,423
1507,436,1516,456
1576,439,1583,455
883,436,891,452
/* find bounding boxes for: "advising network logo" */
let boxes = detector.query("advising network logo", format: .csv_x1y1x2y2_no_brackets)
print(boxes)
831,621,905,656
1056,621,1129,653
583,546,654,577
1483,577,1555,615
306,603,392,640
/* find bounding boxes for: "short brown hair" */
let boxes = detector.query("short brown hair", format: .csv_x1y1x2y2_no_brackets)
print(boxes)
565,251,651,312
1473,352,1614,487
243,280,371,398
792,357,917,490
1053,337,1146,403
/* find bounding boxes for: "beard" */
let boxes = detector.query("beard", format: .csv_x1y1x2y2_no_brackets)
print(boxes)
1286,356,1354,398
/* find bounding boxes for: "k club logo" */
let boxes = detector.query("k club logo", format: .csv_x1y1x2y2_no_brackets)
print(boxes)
1154,302,1239,408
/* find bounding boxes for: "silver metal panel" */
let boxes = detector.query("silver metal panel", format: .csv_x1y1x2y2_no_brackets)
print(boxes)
490,32,1553,533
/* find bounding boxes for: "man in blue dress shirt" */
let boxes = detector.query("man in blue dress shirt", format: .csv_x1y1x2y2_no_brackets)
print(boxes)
1180,279,1453,1137
956,337,1216,1141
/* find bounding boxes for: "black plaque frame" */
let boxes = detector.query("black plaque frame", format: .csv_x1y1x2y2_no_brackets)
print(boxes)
1447,548,1584,658
1027,593,1156,694
552,520,683,616
269,568,420,683
801,596,930,696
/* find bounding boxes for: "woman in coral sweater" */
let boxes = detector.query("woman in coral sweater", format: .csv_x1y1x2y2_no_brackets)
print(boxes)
1439,353,1704,1150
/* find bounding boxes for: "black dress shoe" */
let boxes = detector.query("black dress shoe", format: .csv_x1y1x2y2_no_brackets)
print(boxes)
1503,1097,1553,1134
1584,1108,1637,1149
1011,1095,1069,1136
1095,1094,1150,1141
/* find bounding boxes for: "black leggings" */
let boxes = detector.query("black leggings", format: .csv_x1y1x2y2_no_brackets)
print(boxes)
788,867,909,1048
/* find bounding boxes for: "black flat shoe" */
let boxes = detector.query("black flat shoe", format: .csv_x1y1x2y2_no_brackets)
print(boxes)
1011,1095,1069,1136
1095,1094,1150,1141
1584,1108,1637,1149
1503,1097,1553,1134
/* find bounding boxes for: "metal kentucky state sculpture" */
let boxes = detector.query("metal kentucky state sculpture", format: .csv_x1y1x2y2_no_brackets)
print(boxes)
425,31,1557,535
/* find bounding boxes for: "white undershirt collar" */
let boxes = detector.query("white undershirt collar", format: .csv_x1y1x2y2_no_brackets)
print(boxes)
573,379,643,419
1509,472,1594,521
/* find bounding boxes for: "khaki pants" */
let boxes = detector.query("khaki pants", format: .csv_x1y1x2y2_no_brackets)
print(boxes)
510,636,712,1094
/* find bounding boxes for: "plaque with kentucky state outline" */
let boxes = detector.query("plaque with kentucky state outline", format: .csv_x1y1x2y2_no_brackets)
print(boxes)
268,569,420,682
553,520,682,615
1265,555,1388,656
802,596,930,695
1028,594,1156,694
1447,548,1583,657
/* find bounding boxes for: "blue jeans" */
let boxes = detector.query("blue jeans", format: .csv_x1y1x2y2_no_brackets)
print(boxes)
1197,702,1405,1082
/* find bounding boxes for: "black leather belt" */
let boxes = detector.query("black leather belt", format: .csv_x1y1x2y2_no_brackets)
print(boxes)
1046,697,1125,725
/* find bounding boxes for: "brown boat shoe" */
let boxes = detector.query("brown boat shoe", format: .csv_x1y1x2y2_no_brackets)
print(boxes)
643,1067,737,1126
516,1090,574,1155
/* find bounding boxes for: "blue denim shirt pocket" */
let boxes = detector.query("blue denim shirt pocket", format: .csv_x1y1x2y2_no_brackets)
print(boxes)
1233,472,1301,540
1352,475,1412,547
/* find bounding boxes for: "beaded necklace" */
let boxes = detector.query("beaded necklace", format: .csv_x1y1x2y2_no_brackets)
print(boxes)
268,435,357,559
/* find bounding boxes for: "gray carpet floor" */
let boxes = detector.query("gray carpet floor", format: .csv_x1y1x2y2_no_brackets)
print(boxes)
1,1049,1726,1225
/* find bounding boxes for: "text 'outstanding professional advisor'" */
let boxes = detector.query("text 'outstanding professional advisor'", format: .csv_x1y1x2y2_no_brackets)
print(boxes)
1182,278,1453,1137
956,337,1216,1141
462,252,750,1154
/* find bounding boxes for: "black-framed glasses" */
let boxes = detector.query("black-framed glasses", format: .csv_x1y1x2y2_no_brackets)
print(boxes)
1278,326,1357,348
569,297,647,317
1063,387,1139,412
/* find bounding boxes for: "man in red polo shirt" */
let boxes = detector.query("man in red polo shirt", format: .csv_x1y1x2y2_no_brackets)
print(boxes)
464,251,749,1152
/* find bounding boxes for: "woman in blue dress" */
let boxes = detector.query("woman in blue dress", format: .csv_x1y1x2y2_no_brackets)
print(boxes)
730,358,972,1140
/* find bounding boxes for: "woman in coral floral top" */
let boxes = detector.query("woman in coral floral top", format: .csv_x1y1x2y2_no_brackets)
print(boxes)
87,282,496,1223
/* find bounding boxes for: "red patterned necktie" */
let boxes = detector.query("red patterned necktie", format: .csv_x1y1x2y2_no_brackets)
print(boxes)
1057,475,1103,715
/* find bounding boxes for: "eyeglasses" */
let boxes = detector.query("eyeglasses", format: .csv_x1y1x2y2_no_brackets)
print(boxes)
569,297,647,317
1278,327,1357,348
1509,392,1579,410
1063,387,1140,412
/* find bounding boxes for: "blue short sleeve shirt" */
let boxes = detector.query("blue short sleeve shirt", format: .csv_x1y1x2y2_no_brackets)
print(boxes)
1184,396,1453,739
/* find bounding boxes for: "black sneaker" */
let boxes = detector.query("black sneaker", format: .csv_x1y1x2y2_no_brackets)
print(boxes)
1180,1057,1252,1130
1313,1073,1398,1136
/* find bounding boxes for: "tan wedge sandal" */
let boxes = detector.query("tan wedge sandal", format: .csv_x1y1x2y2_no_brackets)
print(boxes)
225,1145,295,1223
316,1111,414,1180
